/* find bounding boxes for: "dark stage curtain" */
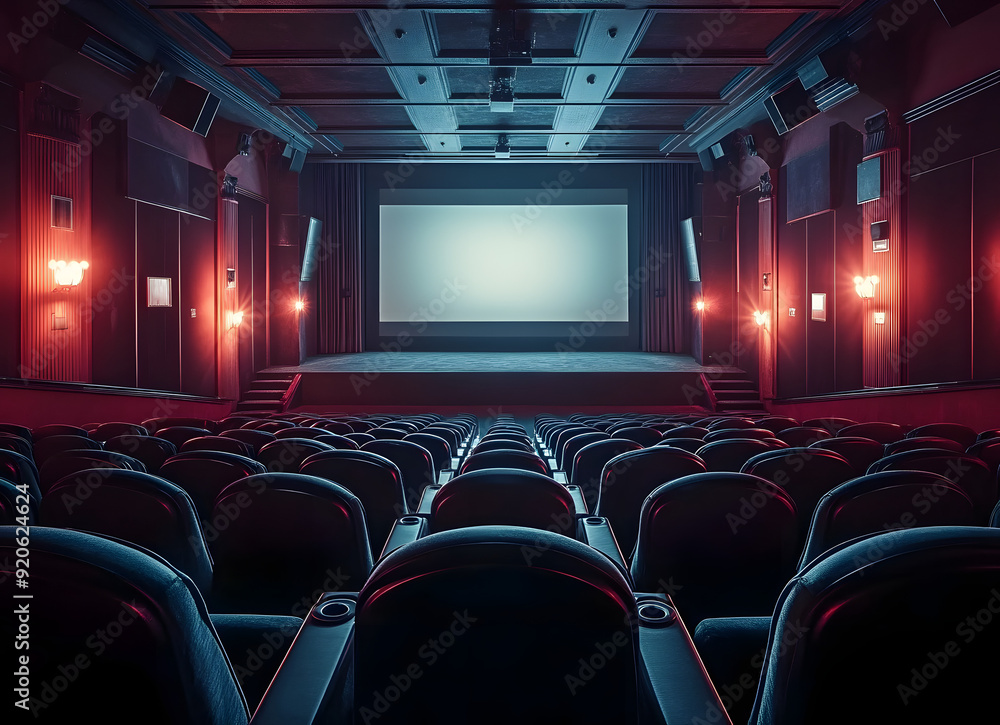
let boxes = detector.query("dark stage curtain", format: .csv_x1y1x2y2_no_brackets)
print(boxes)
300,164,364,353
641,164,695,352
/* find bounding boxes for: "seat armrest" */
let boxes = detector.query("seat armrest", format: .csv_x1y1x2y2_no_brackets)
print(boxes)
417,484,441,514
580,516,629,581
634,593,732,725
380,515,428,558
566,484,588,515
250,594,357,725
211,614,304,713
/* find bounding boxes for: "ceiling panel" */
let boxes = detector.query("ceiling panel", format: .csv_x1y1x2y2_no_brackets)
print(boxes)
596,105,700,129
455,105,557,129
445,67,567,98
635,11,802,56
611,66,743,99
262,67,401,98
309,106,416,129
433,11,583,55
195,11,379,56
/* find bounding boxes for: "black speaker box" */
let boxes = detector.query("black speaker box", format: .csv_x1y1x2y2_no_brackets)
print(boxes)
152,73,220,137
764,78,820,135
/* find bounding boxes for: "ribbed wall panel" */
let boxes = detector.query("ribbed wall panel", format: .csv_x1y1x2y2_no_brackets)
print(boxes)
20,134,90,381
862,148,901,388
758,193,776,400
218,198,239,401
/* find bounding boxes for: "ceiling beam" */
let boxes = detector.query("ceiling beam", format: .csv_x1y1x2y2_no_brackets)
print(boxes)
152,3,843,13
313,127,692,134
272,98,727,106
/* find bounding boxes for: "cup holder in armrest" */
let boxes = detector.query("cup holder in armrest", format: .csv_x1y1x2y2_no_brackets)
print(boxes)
312,598,356,625
636,600,677,628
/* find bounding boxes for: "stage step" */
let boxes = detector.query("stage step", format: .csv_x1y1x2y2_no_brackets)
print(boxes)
716,400,766,413
237,372,297,413
704,370,766,414
708,379,757,391
236,399,284,413
713,389,760,401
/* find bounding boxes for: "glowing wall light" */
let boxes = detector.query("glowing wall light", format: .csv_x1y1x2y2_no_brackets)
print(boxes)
49,259,89,288
854,275,879,299
695,299,705,311
753,310,769,327
294,299,305,312
227,310,244,329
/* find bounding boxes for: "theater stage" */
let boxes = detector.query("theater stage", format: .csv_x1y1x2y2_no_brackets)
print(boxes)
266,352,739,410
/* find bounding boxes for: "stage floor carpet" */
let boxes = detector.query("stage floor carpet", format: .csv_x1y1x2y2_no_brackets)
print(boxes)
267,352,738,411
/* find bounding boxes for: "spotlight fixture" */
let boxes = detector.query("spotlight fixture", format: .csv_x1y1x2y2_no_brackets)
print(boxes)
489,72,515,113
495,135,511,159
49,259,89,289
854,275,879,299
238,133,252,156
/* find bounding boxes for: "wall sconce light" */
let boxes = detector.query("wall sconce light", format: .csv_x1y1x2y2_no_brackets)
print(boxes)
854,275,879,299
227,310,244,329
695,299,705,311
49,259,89,289
753,310,769,327
294,299,305,312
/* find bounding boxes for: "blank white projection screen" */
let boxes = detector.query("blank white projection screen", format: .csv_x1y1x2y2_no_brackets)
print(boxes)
379,203,629,323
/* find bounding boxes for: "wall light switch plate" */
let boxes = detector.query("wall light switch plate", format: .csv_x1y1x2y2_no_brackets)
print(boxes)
789,308,796,317
191,308,197,318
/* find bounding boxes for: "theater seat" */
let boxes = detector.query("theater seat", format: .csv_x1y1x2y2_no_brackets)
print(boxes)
362,439,437,506
631,472,799,627
458,449,551,477
906,422,978,449
0,432,33,459
802,417,857,435
797,470,978,569
570,438,642,511
0,527,249,724
611,426,663,447
0,423,32,441
0,449,42,502
209,473,373,614
180,435,255,457
696,438,788,473
838,421,905,444
32,434,102,469
257,438,335,472
867,449,996,522
156,426,214,449
38,449,146,493
750,527,1000,725
299,449,408,554
404,432,452,477
808,436,883,474
741,447,855,540
158,451,267,523
430,468,578,535
473,437,535,455
884,436,965,455
596,447,707,557
104,435,178,473
0,479,36,524
31,423,90,441
967,438,1000,476
90,422,149,441
775,426,831,447
702,428,775,443
39,469,214,595
220,427,276,455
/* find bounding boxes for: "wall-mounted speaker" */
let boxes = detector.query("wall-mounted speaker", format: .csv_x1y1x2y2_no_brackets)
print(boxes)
283,143,307,173
151,72,220,137
871,221,889,242
764,78,820,135
697,148,715,172
857,156,882,204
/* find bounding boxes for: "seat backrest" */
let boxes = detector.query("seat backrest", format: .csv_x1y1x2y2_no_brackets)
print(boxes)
966,438,1000,475
0,527,248,724
180,435,255,457
630,472,799,627
0,431,33,459
299,449,408,552
473,438,535,455
801,417,857,434
275,426,333,440
696,438,787,473
158,451,267,522
31,423,90,441
751,527,1000,725
702,427,775,443
91,421,149,442
404,432,452,475
421,426,460,451
808,436,884,473
754,417,800,434
741,447,856,539
906,422,978,448
220,427,277,454
155,426,214,449
561,432,610,479
38,449,146,493
571,439,643,511
0,478,37,524
610,426,663,447
209,473,372,614
775,426,831,447
868,450,996,522
663,425,710,440
884,436,965,455
0,449,41,502
0,422,31,440
597,447,707,557
40,469,214,594
354,526,639,725
33,434,102,468
705,417,758,431
654,437,707,454
430,469,577,535
104,435,178,473
311,420,355,435
369,427,408,440
314,433,361,450
458,449,550,477
798,470,978,569
361,439,437,505
838,421,905,444
257,438,336,472
142,417,219,434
